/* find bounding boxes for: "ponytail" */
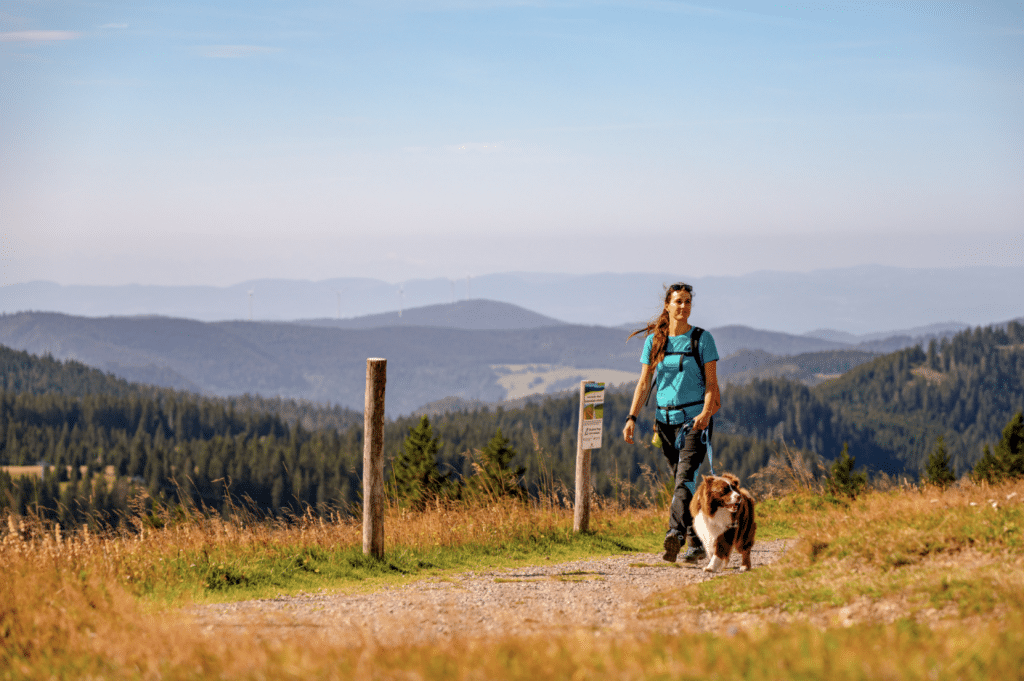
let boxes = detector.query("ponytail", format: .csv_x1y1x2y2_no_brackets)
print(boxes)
628,308,671,366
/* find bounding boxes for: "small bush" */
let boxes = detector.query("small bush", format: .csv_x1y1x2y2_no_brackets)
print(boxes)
972,412,1024,484
923,435,956,488
829,443,867,499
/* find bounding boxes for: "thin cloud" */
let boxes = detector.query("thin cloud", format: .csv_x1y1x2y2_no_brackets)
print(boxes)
194,45,282,58
445,141,522,153
98,23,129,29
0,30,79,42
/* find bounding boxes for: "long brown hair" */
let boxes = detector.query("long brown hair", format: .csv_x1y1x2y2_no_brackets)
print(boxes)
628,282,694,367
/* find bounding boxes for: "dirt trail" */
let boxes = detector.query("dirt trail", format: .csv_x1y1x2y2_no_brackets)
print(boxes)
188,539,792,645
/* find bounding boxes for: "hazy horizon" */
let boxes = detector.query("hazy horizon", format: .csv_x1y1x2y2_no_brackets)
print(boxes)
7,265,1024,334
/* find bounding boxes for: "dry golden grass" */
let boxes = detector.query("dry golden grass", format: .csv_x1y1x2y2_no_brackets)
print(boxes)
642,478,1024,622
0,495,667,679
3,490,664,599
3,479,1024,680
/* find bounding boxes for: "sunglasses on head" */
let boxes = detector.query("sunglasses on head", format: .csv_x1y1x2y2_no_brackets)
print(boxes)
668,282,693,292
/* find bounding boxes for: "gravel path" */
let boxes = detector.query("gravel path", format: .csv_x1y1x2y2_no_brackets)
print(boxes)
188,539,792,645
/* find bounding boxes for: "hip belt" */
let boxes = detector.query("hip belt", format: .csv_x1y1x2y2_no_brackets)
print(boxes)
657,399,705,412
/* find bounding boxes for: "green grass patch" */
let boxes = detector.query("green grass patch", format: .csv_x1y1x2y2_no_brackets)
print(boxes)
805,495,1024,568
133,516,665,604
642,483,1024,622
927,574,999,615
555,570,604,582
118,486,802,605
743,496,804,540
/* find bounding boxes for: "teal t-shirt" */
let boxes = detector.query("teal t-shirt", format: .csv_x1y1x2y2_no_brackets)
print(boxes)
641,329,719,425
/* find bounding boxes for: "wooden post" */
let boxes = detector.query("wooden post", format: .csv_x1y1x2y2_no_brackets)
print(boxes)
363,358,387,558
574,380,591,533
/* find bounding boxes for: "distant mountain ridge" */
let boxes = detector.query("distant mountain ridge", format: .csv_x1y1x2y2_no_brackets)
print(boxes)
295,299,565,330
804,322,969,345
6,265,1023,333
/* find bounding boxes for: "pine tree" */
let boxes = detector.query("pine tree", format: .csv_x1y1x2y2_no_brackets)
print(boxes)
972,411,1024,484
829,443,867,498
470,428,525,500
391,416,446,511
924,435,956,488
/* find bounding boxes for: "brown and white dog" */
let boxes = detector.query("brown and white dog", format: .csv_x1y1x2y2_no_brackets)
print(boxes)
690,472,756,572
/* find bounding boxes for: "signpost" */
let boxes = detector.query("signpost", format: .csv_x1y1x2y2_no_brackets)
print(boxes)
574,381,604,533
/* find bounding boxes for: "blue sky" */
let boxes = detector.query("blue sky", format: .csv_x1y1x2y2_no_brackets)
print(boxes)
2,1,1021,286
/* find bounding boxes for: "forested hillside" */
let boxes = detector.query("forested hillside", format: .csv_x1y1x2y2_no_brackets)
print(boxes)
1,321,1021,526
0,345,771,522
0,345,141,397
721,322,1024,476
0,345,362,432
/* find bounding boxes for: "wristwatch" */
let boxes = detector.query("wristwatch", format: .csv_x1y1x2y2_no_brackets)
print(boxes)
625,415,637,423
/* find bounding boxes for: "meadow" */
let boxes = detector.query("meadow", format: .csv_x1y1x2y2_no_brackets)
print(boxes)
2,475,1023,680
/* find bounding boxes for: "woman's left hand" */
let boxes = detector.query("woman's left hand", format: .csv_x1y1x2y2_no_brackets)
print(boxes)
693,361,719,432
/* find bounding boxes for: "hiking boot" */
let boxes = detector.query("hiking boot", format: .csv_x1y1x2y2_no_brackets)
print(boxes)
681,543,707,564
662,533,682,562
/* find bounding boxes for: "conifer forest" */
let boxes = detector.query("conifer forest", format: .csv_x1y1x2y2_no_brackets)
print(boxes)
1,321,1021,525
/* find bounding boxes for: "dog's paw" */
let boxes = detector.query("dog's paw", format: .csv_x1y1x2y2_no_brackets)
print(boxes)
738,565,749,573
702,565,716,573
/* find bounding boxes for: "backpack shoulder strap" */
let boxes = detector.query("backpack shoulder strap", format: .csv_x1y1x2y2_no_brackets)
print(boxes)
690,327,706,389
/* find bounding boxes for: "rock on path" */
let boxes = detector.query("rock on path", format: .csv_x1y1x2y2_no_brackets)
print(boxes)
188,540,791,645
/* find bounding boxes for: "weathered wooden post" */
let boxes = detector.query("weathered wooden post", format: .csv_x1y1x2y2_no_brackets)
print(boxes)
573,381,591,533
574,381,605,533
363,358,387,558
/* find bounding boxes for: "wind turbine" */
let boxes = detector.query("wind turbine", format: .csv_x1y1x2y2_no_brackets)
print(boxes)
398,283,405,319
247,288,255,321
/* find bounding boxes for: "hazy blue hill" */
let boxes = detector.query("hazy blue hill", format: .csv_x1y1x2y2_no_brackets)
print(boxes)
805,321,969,344
719,348,881,386
6,266,1023,332
296,299,566,330
0,312,310,397
711,324,848,355
0,312,644,414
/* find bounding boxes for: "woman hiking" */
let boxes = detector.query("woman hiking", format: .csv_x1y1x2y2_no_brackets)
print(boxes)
622,282,721,563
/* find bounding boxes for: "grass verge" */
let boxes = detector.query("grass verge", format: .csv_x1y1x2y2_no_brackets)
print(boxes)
641,479,1024,620
3,498,669,607
4,480,1022,679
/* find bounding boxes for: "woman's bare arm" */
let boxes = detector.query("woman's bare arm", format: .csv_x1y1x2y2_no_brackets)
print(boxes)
622,363,653,444
693,360,719,431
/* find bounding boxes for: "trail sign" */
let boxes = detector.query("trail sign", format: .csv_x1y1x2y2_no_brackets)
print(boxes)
574,380,605,533
580,382,605,449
